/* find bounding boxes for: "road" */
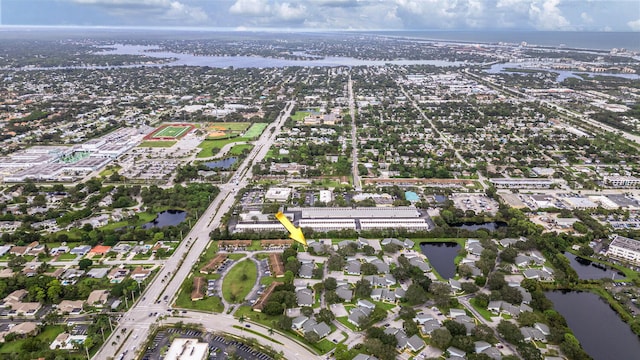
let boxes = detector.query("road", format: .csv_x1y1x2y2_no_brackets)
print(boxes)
458,295,519,358
399,84,469,167
93,101,304,360
161,312,320,360
348,74,361,191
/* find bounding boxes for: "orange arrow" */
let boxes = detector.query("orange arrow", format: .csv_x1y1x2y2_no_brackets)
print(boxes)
275,212,306,246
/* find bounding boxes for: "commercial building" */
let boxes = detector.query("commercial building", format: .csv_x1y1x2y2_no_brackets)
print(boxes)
490,178,557,189
165,338,208,360
265,187,292,202
607,235,640,265
603,176,640,188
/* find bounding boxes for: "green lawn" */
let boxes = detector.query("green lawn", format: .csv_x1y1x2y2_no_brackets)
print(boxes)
138,141,177,148
175,282,224,313
99,212,156,231
243,123,268,139
154,125,191,138
291,111,311,121
222,260,257,303
56,253,79,261
229,144,254,156
99,165,121,177
336,316,357,331
228,253,247,260
0,325,64,354
196,137,250,158
469,298,494,321
209,122,251,131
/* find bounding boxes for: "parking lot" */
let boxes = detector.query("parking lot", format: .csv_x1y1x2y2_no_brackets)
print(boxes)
450,193,499,215
140,328,272,360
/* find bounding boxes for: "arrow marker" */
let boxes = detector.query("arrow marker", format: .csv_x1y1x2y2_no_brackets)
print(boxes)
275,211,306,246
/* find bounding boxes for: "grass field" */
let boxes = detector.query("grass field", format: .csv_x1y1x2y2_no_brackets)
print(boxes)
243,123,268,139
291,111,311,121
229,144,254,156
208,122,251,131
206,122,250,139
196,137,249,158
138,140,177,148
0,325,64,354
155,125,191,138
99,165,121,177
175,280,224,313
222,260,257,303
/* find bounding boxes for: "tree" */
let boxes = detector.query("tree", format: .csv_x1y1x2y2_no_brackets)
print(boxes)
430,328,452,349
404,284,428,305
487,272,506,291
301,306,314,317
403,320,420,337
500,247,518,263
444,320,467,337
262,302,284,316
304,331,320,343
361,262,378,275
324,277,337,291
78,259,93,270
316,308,335,324
497,320,524,344
473,324,497,344
354,279,372,299
517,311,538,327
461,282,479,294
398,306,417,321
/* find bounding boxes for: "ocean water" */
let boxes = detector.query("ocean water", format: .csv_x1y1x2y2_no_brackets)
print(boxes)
372,30,640,51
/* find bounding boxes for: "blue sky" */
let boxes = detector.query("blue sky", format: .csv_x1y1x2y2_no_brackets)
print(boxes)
2,0,640,31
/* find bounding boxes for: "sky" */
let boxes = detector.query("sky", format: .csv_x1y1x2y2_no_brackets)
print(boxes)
1,0,640,31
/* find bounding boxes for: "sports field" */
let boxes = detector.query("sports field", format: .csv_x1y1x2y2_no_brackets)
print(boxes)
243,123,268,139
155,125,191,138
206,122,250,139
144,123,195,141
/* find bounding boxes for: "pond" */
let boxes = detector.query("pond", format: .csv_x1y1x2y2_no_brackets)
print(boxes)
564,252,624,280
450,222,507,231
142,210,187,229
419,242,460,279
546,290,640,360
204,157,237,170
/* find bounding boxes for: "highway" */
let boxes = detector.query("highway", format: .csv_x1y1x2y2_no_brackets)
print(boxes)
92,101,314,360
348,74,361,191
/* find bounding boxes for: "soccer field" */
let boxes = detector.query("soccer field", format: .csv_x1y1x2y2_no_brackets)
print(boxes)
154,125,190,138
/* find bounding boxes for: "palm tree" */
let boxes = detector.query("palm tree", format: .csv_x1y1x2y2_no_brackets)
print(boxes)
268,328,274,336
238,315,245,324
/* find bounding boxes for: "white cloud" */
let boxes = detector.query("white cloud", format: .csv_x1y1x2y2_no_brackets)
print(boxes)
229,0,271,16
72,0,208,23
528,0,571,30
628,18,640,31
581,12,593,23
274,2,306,21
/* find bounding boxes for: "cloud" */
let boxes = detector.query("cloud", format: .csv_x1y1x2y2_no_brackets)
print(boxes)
528,0,571,30
72,0,209,24
274,3,306,21
229,0,270,16
581,12,593,23
628,18,640,31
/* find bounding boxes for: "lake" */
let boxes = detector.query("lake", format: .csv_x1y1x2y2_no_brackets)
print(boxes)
486,62,640,83
564,252,624,280
546,290,640,360
420,242,460,279
142,209,187,229
95,44,470,68
451,222,507,231
204,157,237,170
